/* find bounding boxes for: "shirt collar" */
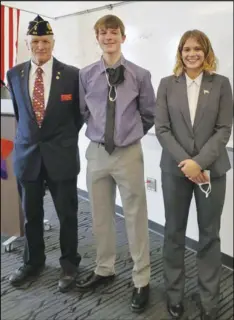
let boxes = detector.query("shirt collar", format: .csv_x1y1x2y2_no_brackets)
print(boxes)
30,56,54,75
185,72,203,87
99,54,126,74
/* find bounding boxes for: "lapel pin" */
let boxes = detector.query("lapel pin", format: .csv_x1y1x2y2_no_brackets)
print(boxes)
21,70,24,77
56,71,60,80
204,90,209,94
56,76,60,80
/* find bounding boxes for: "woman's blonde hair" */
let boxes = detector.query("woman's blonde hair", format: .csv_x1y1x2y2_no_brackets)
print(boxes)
173,29,217,76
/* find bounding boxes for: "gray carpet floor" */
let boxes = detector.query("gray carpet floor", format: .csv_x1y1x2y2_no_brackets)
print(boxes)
1,192,233,320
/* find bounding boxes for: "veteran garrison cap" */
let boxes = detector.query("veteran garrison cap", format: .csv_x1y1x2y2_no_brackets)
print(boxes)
27,15,54,36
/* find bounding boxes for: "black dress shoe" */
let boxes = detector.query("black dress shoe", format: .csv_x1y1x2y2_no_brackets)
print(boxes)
58,270,78,293
9,264,45,286
131,284,150,313
76,271,115,290
167,302,184,318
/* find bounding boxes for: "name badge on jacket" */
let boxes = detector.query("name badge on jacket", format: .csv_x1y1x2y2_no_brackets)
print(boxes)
61,94,72,101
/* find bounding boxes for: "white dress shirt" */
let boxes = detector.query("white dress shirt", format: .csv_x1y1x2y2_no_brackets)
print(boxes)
29,57,53,109
185,72,203,126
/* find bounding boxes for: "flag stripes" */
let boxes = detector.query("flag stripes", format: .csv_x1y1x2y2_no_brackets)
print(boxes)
1,5,20,84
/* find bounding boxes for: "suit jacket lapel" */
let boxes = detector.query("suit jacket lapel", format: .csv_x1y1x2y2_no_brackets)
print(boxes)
176,74,193,136
193,73,213,130
21,61,36,120
43,57,64,119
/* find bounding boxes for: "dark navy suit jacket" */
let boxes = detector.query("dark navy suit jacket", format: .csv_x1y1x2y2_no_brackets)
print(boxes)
6,57,83,181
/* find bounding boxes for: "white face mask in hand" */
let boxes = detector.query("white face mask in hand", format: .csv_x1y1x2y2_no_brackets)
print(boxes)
198,170,212,198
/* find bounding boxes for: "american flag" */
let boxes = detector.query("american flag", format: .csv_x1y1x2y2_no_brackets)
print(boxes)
1,5,20,84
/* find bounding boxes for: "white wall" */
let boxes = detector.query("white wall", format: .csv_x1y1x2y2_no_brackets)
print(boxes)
16,2,233,257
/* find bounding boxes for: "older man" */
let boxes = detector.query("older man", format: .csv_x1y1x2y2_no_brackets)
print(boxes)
6,15,83,292
77,15,156,313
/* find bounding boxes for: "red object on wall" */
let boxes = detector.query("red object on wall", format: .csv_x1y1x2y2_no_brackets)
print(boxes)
1,138,14,160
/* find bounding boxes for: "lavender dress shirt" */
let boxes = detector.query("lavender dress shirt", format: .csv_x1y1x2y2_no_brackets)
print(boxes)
79,55,156,147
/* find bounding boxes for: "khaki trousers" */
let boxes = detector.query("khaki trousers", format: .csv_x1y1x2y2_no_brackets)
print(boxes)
86,141,150,287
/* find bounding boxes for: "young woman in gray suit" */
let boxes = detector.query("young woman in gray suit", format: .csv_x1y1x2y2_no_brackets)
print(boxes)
155,30,233,320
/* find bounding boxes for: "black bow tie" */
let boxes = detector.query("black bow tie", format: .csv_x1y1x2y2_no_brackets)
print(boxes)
106,65,125,86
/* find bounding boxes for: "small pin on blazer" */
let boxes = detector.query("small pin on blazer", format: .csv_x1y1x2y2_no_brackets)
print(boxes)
204,90,209,94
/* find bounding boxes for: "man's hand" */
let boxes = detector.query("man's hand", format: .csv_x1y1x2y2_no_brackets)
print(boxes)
178,159,202,179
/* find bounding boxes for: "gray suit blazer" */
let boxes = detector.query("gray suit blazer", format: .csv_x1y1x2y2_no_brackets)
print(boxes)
155,73,233,178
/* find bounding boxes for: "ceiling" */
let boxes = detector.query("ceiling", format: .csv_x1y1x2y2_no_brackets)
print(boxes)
1,1,122,19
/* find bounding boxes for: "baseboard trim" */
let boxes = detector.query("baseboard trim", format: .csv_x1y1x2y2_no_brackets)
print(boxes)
78,188,233,270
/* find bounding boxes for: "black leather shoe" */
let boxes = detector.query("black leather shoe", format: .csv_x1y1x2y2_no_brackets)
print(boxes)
76,271,115,290
58,271,78,293
131,284,150,313
167,302,184,318
9,264,45,286
201,310,216,320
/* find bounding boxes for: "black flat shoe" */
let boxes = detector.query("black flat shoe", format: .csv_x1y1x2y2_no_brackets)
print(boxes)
76,271,115,290
167,301,184,318
131,283,150,313
200,309,217,320
9,263,45,286
75,253,82,267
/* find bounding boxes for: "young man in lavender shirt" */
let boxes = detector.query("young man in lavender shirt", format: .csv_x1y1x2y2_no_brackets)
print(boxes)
77,15,156,313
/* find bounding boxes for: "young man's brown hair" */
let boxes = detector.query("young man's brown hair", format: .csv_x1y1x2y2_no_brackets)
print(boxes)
94,15,125,36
